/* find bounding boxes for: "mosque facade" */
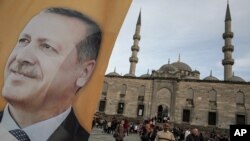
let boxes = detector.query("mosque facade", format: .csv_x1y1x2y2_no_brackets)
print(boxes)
97,3,250,130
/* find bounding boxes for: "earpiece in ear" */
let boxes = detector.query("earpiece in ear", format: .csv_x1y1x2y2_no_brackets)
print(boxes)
76,77,86,87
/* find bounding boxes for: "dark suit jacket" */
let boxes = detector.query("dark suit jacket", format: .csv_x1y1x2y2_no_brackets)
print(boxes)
185,134,200,141
0,110,90,141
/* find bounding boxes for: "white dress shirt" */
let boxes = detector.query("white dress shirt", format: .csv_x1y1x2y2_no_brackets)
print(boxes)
0,125,17,141
0,105,71,141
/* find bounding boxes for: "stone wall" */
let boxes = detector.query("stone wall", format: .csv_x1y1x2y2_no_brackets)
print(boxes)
175,80,250,129
102,76,152,118
99,76,250,129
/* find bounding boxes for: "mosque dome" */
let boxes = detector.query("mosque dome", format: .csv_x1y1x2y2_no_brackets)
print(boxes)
193,70,200,74
140,74,151,78
204,76,219,81
107,72,120,77
140,70,151,78
171,61,192,72
203,71,219,81
229,76,245,82
158,64,178,73
106,68,120,76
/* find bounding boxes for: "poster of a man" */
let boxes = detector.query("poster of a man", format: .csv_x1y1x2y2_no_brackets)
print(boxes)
0,7,101,141
0,0,132,140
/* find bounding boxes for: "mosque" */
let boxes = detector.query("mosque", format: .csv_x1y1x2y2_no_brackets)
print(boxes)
97,3,250,130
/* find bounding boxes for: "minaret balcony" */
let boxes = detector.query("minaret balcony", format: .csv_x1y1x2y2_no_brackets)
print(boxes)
133,34,141,40
131,45,140,51
222,45,234,52
129,56,138,63
223,32,234,39
222,59,234,65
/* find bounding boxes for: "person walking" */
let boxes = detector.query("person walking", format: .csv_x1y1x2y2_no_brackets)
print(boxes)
124,119,129,136
114,120,125,141
185,128,200,141
154,123,175,141
185,128,191,140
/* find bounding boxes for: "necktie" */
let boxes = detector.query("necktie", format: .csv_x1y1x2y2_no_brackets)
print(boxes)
9,129,30,141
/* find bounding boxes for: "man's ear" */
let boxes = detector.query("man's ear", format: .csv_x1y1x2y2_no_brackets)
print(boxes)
76,60,96,87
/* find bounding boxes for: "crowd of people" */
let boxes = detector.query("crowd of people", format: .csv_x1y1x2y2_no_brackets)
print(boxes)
92,117,230,141
92,117,140,141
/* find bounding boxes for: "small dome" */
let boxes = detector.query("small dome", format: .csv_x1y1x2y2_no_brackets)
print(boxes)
140,74,151,78
158,64,178,73
193,70,200,74
107,72,120,76
124,73,136,77
229,76,245,82
203,71,219,81
204,76,219,81
171,61,192,71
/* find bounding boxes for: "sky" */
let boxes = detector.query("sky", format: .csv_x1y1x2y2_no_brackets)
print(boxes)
105,0,250,81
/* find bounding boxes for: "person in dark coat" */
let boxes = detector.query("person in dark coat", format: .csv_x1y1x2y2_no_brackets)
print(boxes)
114,120,125,141
186,128,200,141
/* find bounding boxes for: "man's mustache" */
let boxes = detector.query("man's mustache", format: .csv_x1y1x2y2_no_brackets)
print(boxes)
10,62,40,78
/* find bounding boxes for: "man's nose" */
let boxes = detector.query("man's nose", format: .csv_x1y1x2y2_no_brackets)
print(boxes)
16,44,37,65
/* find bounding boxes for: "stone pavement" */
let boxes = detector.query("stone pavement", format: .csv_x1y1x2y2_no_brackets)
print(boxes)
89,127,141,141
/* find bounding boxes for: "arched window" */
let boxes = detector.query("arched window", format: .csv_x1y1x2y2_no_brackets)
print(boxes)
137,85,146,116
99,82,108,112
121,84,127,95
182,109,190,122
137,105,144,117
157,105,169,123
138,85,145,101
139,85,145,96
186,88,194,106
102,82,108,96
120,84,127,98
99,100,106,112
209,89,217,102
187,88,194,100
236,91,244,105
117,102,125,114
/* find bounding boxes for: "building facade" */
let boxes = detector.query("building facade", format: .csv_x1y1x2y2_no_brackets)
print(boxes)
98,3,250,130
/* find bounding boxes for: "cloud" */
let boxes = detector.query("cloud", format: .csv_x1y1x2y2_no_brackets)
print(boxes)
235,53,250,70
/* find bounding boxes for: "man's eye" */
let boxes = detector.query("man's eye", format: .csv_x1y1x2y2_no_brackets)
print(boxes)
18,38,30,44
42,44,51,49
41,43,58,54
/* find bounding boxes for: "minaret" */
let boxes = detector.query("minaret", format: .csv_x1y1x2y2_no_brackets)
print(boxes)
222,1,234,81
129,11,141,76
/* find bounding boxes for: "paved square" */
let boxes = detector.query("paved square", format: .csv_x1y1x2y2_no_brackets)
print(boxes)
89,128,140,141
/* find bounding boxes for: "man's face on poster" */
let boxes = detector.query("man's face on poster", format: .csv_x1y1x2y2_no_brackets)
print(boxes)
2,12,91,109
